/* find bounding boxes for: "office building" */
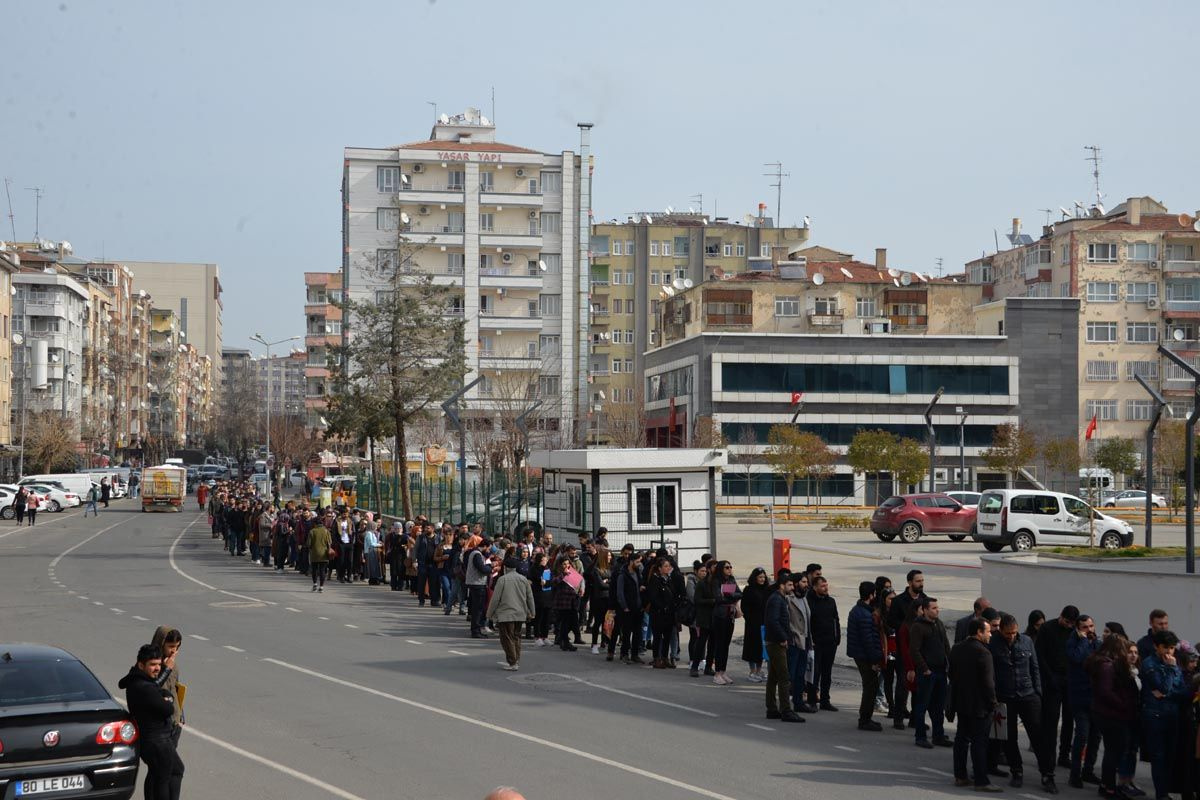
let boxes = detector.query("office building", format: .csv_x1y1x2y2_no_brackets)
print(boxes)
119,260,223,377
254,350,306,420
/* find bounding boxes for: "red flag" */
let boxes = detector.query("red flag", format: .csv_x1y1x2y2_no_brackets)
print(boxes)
791,391,803,405
1084,414,1098,441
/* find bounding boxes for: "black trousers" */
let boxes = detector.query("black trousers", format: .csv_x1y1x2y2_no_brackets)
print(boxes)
855,659,881,724
955,714,992,786
1041,682,1073,761
807,645,836,706
1003,693,1053,777
140,735,184,800
467,585,487,634
618,609,642,657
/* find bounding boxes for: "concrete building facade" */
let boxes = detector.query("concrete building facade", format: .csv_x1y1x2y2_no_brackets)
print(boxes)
0,249,16,451
254,350,306,420
118,260,223,378
303,270,342,430
12,270,89,440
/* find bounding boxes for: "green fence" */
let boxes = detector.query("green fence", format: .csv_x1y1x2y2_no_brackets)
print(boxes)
356,473,543,536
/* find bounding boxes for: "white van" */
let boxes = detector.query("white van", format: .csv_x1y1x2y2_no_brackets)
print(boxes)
19,474,95,499
972,488,1134,552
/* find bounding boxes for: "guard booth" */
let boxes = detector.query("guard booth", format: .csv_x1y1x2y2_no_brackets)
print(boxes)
529,448,727,564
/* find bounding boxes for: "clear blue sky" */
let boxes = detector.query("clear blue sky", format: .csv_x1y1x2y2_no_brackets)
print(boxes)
7,0,1199,352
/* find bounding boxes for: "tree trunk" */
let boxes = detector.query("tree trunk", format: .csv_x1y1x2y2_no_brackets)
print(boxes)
395,414,412,519
369,436,382,516
785,479,793,519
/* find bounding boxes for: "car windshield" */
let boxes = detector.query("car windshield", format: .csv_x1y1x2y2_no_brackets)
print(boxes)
979,493,1003,513
879,497,904,509
0,658,110,707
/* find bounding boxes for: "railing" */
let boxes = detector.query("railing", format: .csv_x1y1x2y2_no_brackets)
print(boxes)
705,314,753,326
890,315,929,327
590,278,610,286
401,222,465,234
481,227,541,237
589,367,610,376
401,184,465,193
1165,260,1200,272
808,310,845,325
480,265,540,277
479,309,540,319
1164,299,1200,313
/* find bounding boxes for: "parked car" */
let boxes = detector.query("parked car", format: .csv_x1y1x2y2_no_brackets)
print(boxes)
0,643,140,799
870,493,977,543
943,490,982,508
1102,489,1167,509
0,484,51,518
22,483,81,512
197,465,228,481
972,489,1134,552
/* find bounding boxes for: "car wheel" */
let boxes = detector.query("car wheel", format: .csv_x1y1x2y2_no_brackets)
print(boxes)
899,521,922,544
1010,531,1035,552
948,534,967,542
982,542,1005,553
1103,502,1115,508
874,531,898,543
1100,532,1123,550
0,506,11,520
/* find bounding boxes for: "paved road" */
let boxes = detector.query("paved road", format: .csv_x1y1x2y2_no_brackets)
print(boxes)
0,503,1127,799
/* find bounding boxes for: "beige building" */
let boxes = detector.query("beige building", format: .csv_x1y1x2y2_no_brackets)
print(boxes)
966,197,1200,448
0,248,17,453
148,309,212,455
119,261,223,378
303,271,342,430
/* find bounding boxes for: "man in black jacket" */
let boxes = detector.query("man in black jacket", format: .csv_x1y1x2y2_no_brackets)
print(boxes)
887,569,926,726
991,612,1058,794
119,644,184,800
954,596,992,644
908,597,952,748
805,575,841,711
764,573,803,722
1035,604,1079,768
950,619,999,791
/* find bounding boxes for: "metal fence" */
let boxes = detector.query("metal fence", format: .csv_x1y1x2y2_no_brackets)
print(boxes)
356,473,543,536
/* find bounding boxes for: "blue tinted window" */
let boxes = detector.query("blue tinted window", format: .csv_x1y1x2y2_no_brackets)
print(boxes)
720,363,1008,396
723,422,997,448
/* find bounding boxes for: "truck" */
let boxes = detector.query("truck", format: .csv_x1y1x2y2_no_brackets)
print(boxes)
141,465,186,512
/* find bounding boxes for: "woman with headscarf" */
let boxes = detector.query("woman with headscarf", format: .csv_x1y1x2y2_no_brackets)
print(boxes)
740,567,770,682
363,521,383,585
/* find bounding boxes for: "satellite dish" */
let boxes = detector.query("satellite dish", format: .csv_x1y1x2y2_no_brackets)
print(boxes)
538,260,547,272
812,272,825,286
683,278,694,289
1174,328,1186,341
439,113,450,124
1194,219,1200,233
665,206,674,214
802,215,811,228
1059,206,1071,218
701,217,709,225
900,273,912,286
12,333,22,345
840,267,854,279
1179,214,1196,228
893,278,901,287
673,278,686,290
915,272,929,282
643,214,653,224
886,268,899,278
400,212,411,225
401,174,410,185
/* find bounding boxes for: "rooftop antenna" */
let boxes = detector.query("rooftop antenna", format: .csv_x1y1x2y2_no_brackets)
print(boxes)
491,86,495,126
427,100,438,123
935,257,944,276
1085,145,1104,208
763,162,789,225
24,185,43,241
3,177,15,241
690,193,703,216
1038,208,1054,226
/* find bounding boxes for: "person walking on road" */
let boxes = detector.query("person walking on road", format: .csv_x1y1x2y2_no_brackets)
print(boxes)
764,572,803,722
100,477,111,508
25,491,39,526
13,487,26,525
847,580,883,731
486,556,536,671
991,612,1059,794
308,514,332,593
908,597,952,748
119,644,184,800
950,618,1000,792
84,484,100,517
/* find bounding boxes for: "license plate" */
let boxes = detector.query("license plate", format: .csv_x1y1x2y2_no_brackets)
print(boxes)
16,774,88,796
980,522,996,530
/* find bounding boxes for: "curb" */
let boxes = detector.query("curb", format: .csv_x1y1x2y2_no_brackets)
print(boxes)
785,541,982,571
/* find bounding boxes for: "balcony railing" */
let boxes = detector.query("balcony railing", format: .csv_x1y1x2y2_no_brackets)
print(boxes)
1165,260,1200,273
1165,299,1200,313
890,315,929,327
705,314,753,326
808,310,845,326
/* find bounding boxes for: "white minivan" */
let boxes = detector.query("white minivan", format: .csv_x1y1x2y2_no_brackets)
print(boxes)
972,489,1134,552
19,474,96,499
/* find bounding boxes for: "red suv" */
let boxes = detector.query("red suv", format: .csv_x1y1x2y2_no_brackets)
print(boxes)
870,493,977,543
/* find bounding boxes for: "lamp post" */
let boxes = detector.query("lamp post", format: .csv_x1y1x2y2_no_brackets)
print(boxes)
924,387,944,493
955,405,969,490
1158,344,1198,573
13,332,27,477
251,334,301,495
1134,374,1168,548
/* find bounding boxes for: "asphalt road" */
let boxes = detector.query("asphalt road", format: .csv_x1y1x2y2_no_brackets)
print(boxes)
0,502,1137,800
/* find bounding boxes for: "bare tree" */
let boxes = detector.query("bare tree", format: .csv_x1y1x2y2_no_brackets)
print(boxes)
604,386,648,449
26,411,79,473
690,415,725,449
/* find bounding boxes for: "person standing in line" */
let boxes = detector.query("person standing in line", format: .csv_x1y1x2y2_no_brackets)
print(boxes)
529,552,554,647
786,570,818,714
1066,614,1103,788
487,556,536,671
888,569,928,725
847,580,884,731
586,546,612,654
308,514,332,593
991,612,1059,794
1037,605,1080,769
150,626,185,752
689,560,715,676
764,572,804,722
806,575,841,710
955,597,993,644
26,491,39,526
740,567,771,683
464,536,493,639
1140,629,1187,800
951,619,1001,792
363,521,382,585
646,557,676,668
1086,633,1140,800
119,644,184,800
709,560,741,685
616,551,646,664
1136,609,1171,663
385,522,406,592
13,487,26,525
908,596,953,749
84,483,100,517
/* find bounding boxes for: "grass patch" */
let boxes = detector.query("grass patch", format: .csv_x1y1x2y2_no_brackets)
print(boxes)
1044,546,1186,558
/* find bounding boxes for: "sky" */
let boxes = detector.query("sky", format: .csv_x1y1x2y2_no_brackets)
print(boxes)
7,0,1200,355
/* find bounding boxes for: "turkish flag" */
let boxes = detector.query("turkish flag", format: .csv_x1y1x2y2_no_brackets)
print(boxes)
1084,414,1098,440
791,391,803,405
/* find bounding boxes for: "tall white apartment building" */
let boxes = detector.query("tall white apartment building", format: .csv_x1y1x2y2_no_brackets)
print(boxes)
342,108,591,441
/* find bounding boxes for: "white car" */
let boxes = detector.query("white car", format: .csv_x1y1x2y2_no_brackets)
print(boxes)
1102,489,1166,509
23,483,81,512
973,488,1134,552
0,484,52,516
943,491,982,509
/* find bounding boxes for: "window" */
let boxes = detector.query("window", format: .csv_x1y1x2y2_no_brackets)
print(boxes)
856,297,877,318
479,172,493,191
1060,244,1070,264
539,171,562,193
528,179,539,194
1126,360,1159,380
479,213,494,232
446,211,465,232
1010,495,1060,516
376,207,400,230
623,358,632,373
479,295,493,315
813,297,838,315
1086,282,1119,302
662,240,672,257
723,243,733,257
625,387,634,402
539,213,561,233
631,481,679,530
674,267,686,281
479,253,495,270
718,362,1008,395
625,240,635,256
446,297,465,315
1085,360,1118,381
1060,283,1071,297
1087,243,1118,263
650,271,660,285
538,375,560,397
1126,322,1158,343
1168,281,1199,301
1086,322,1117,342
1126,242,1158,263
447,253,465,274
375,249,399,271
539,294,561,316
650,241,660,256
611,240,622,256
673,236,689,257
612,358,622,373
625,299,634,314
448,170,465,190
736,242,745,257
1126,282,1158,303
775,296,800,316
1127,400,1154,421
1166,244,1195,262
566,480,585,529
760,244,771,257
377,166,400,193
1085,399,1119,421
913,497,936,508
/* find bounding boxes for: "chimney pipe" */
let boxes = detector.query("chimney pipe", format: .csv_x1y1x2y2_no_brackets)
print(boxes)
1011,218,1021,238
875,248,887,270
1128,197,1141,226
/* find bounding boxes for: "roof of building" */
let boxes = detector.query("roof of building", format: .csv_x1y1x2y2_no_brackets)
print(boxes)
1091,213,1198,233
390,140,541,155
721,260,956,286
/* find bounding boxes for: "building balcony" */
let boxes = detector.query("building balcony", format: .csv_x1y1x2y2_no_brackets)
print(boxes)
1164,299,1200,316
1165,260,1200,273
480,229,542,249
479,352,542,369
1163,337,1200,353
396,223,464,247
589,366,610,377
808,310,845,326
477,313,543,331
704,314,753,327
479,190,543,208
890,314,929,328
398,185,466,203
478,266,542,289
25,300,69,318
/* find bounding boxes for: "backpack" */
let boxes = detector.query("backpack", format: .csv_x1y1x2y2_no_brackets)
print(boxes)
674,595,696,626
451,548,466,581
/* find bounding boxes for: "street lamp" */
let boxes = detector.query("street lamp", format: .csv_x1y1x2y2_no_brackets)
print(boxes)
1157,344,1197,573
955,405,968,491
1134,374,1169,548
924,387,944,493
251,334,301,493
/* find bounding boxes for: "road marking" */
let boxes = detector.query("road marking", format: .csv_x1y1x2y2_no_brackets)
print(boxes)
834,745,859,752
190,634,209,641
318,616,329,621
285,607,302,613
49,517,131,568
448,649,470,656
919,766,955,777
67,590,76,595
261,657,740,800
132,615,148,622
374,632,390,637
77,595,89,600
538,673,719,717
110,608,125,614
92,601,104,606
1022,794,1046,800
167,517,277,606
746,723,774,731
223,645,245,653
344,623,358,629
406,639,423,645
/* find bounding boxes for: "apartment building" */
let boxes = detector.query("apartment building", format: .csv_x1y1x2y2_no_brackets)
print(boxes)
254,350,306,420
303,270,342,430
221,348,253,395
342,108,591,443
0,249,16,452
966,197,1200,445
119,260,223,378
12,267,88,439
149,309,212,453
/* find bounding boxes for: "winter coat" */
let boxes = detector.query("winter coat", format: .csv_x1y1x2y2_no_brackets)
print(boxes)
531,567,553,608
1035,620,1074,691
149,625,183,728
692,577,716,630
990,631,1042,700
646,574,676,623
909,616,951,674
486,570,536,624
308,524,332,563
1140,654,1186,718
950,638,997,719
1066,633,1101,708
1089,657,1139,722
807,593,841,648
846,600,883,663
615,567,642,612
786,592,811,647
764,591,791,644
118,666,175,741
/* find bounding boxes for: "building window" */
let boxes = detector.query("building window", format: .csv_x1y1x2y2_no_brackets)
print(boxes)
674,267,686,281
612,240,622,256
1127,400,1154,421
760,244,771,257
538,375,560,397
650,271,660,285
775,296,800,317
479,213,495,232
566,480,585,529
1086,243,1118,263
541,253,561,273
377,166,400,193
1126,360,1159,381
625,299,634,314
673,236,689,257
723,243,733,257
1085,360,1118,381
539,171,562,193
625,240,635,256
538,213,561,234
631,481,679,530
447,253,465,274
662,240,673,257
1126,242,1158,263
1125,282,1158,303
1166,244,1195,262
1086,282,1119,302
1086,322,1118,343
479,254,495,270
376,207,400,230
1126,322,1158,343
448,170,465,190
375,249,399,271
813,297,839,315
539,294,561,317
650,241,660,256
1060,244,1070,264
736,242,746,257
479,172,494,191
1085,399,1118,421
612,358,621,373
856,297,877,318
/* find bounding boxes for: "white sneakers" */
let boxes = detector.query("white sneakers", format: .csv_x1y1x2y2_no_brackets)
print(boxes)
713,673,734,685
535,638,548,647
502,663,519,671
748,672,765,683
590,645,600,655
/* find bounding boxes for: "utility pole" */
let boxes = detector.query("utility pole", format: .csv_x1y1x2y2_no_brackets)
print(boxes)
1085,145,1103,208
25,186,43,241
762,162,789,226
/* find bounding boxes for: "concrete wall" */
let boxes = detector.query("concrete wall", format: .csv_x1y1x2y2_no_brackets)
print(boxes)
982,553,1200,645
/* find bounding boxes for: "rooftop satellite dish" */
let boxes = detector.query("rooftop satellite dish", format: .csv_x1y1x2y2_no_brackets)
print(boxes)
802,215,812,228
682,278,694,289
400,212,411,225
1194,219,1200,233
643,214,653,224
665,206,674,214
701,217,709,225
1059,206,1071,218
688,207,695,214
1178,214,1195,228
663,285,675,296
673,278,686,290
538,260,547,272
1174,328,1186,341
401,174,410,185
893,278,901,287
900,273,912,286
811,272,825,286
887,268,900,278
840,267,854,279
916,272,928,282
439,113,450,124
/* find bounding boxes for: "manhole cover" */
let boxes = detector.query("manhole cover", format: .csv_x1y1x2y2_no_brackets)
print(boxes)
209,600,266,609
509,672,586,693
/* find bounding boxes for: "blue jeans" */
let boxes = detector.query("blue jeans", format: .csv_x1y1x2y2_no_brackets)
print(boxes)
787,645,809,710
84,500,99,516
912,670,947,742
1140,711,1177,799
439,572,453,610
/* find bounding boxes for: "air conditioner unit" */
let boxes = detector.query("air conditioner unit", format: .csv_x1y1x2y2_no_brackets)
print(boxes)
515,168,526,178
501,253,513,263
418,206,430,215
412,164,425,173
528,211,538,219
1146,297,1160,309
1150,259,1161,270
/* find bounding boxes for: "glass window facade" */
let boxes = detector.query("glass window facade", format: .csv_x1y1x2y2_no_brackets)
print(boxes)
722,421,998,448
722,472,857,500
720,362,1008,395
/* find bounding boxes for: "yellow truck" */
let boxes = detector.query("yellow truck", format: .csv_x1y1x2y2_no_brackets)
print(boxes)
141,465,186,512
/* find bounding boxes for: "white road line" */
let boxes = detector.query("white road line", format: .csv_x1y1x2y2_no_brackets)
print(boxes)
285,607,302,613
110,608,125,614
67,590,76,595
539,673,719,718
834,745,859,752
223,645,245,653
132,616,148,622
405,639,423,645
448,649,470,656
746,723,775,731
49,517,131,568
374,632,390,637
190,634,209,641
77,595,89,600
919,766,955,777
1022,794,1047,800
318,616,329,621
167,518,277,606
344,623,358,629
262,657,740,800
92,601,104,606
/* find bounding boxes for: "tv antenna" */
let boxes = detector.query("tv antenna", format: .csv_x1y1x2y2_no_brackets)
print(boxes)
1038,208,1054,226
1084,145,1104,208
762,162,789,225
3,177,16,241
25,185,43,241
427,100,438,123
935,257,944,276
690,193,703,216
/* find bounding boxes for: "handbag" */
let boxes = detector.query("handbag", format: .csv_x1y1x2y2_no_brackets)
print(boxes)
327,547,336,561
602,609,616,639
